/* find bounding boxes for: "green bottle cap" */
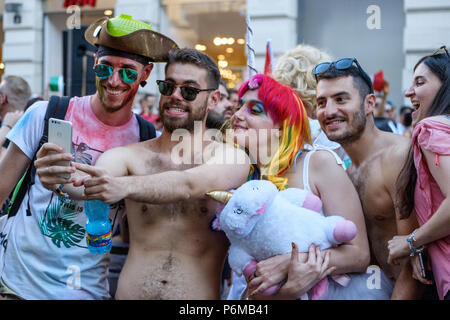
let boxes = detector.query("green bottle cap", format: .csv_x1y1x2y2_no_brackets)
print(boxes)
106,14,152,37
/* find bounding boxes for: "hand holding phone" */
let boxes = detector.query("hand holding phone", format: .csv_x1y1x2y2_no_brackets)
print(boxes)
48,118,73,179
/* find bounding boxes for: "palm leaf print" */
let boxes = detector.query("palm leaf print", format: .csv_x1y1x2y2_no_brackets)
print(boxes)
40,196,85,248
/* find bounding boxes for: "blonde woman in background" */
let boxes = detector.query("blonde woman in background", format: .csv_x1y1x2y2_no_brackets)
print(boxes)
273,44,350,166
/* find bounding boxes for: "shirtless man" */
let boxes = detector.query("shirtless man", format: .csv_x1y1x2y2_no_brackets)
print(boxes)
314,58,423,299
36,49,250,299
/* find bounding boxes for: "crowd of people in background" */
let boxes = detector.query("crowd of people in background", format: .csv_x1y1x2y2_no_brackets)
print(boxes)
0,14,448,301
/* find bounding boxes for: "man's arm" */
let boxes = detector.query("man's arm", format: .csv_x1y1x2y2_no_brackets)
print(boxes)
0,129,10,161
0,147,7,162
35,142,131,200
0,111,24,161
390,208,424,299
0,143,32,206
75,143,250,204
384,144,424,299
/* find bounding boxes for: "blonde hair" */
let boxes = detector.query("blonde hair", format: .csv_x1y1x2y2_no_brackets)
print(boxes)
273,44,332,118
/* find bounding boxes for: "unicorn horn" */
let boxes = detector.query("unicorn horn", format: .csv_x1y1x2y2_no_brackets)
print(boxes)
206,191,233,204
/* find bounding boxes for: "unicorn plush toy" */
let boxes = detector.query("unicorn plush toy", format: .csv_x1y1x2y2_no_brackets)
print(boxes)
207,179,357,298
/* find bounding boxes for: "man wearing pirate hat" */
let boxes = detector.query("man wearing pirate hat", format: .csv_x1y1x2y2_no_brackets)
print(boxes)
36,47,251,299
0,15,177,300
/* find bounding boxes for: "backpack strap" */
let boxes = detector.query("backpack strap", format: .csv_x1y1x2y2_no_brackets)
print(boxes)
41,96,71,148
7,96,71,218
7,160,33,217
135,113,156,141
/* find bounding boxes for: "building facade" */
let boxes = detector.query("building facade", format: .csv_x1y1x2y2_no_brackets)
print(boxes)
1,0,449,107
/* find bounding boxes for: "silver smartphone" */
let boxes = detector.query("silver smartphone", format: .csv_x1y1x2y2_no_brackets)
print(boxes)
48,118,73,179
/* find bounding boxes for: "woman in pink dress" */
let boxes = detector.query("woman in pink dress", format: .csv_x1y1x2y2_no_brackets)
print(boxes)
388,46,450,300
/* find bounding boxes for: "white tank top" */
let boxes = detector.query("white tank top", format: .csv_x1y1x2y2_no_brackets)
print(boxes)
293,148,345,192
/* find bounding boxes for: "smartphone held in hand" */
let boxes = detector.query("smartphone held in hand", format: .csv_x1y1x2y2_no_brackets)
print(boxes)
48,118,73,179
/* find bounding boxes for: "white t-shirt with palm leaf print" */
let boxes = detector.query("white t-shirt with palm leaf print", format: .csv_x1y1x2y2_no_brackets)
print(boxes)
0,96,140,299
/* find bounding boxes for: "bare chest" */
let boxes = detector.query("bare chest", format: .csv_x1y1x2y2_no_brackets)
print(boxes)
347,162,395,222
123,150,222,240
129,151,198,176
129,197,217,225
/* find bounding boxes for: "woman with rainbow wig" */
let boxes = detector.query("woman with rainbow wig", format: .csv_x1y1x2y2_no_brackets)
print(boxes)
233,73,311,190
228,73,371,299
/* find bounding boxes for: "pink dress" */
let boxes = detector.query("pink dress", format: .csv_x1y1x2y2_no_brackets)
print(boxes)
412,117,450,300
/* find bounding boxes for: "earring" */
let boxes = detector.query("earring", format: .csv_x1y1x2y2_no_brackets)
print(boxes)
140,81,147,87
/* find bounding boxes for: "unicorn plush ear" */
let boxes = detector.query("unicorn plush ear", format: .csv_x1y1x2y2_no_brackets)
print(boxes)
206,191,233,204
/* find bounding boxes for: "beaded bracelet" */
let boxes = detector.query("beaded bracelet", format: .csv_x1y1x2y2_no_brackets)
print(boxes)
407,229,424,256
55,184,70,198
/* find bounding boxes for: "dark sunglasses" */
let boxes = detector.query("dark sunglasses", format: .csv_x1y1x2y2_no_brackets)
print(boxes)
432,45,449,58
93,64,138,84
313,58,374,94
156,80,216,101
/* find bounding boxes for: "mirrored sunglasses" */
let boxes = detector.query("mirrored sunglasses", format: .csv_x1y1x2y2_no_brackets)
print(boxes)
93,64,138,84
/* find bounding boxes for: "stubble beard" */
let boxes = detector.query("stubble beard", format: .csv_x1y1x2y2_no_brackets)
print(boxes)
96,78,136,114
160,96,208,133
327,103,367,146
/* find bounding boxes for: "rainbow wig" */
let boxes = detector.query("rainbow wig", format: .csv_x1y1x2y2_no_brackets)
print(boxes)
238,74,311,190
